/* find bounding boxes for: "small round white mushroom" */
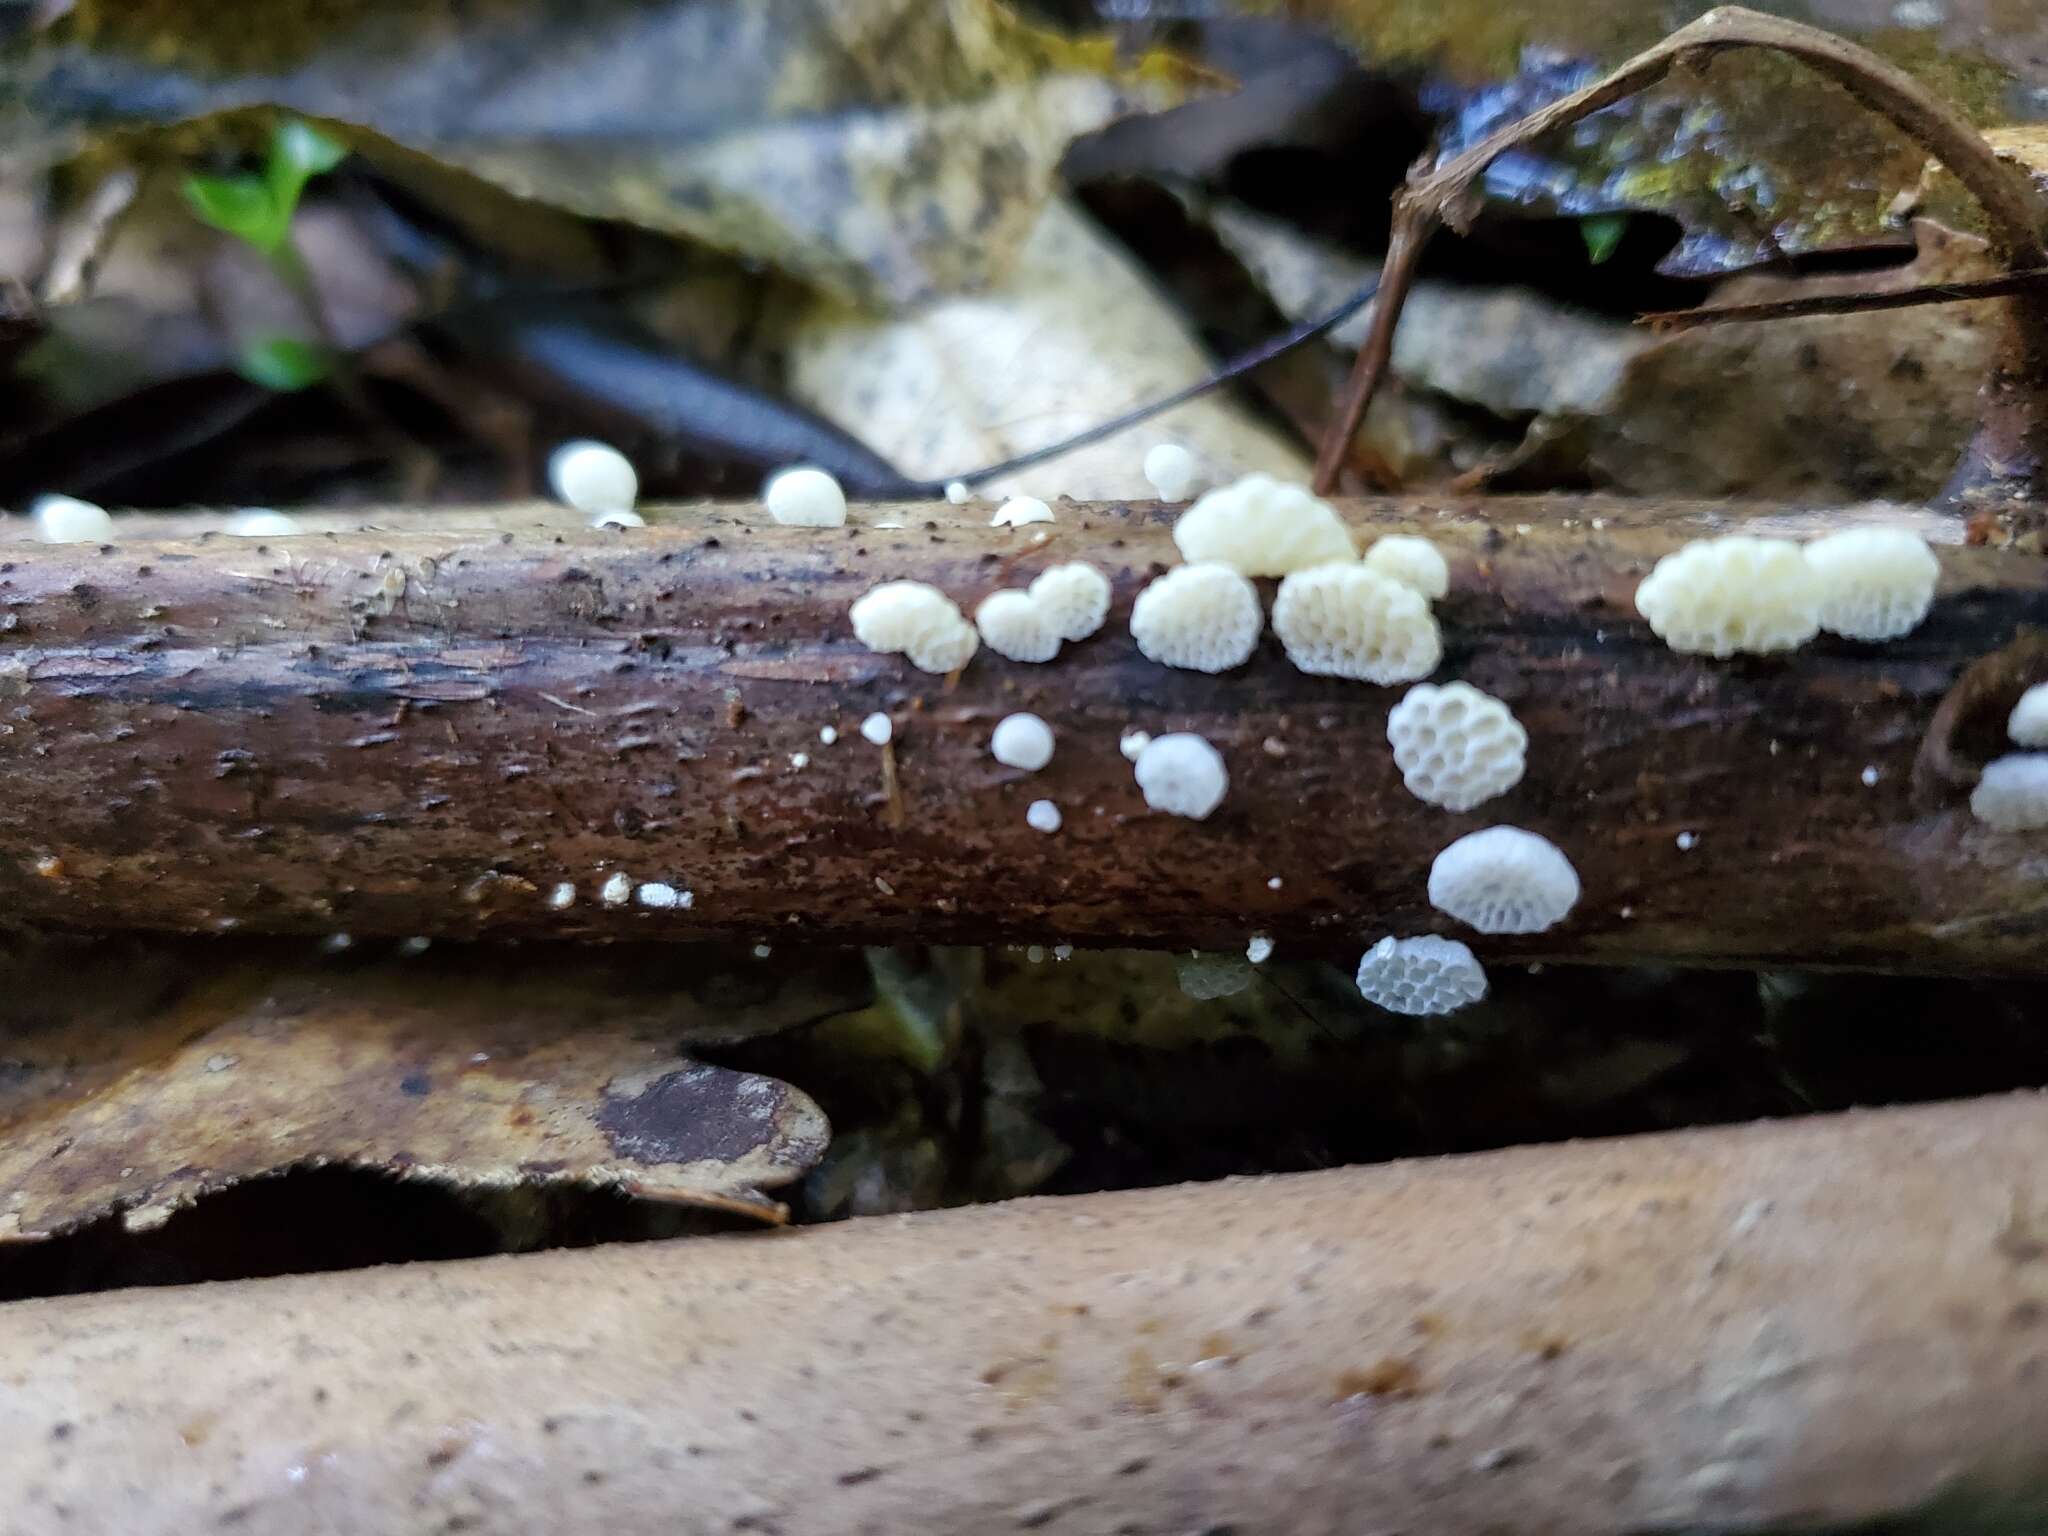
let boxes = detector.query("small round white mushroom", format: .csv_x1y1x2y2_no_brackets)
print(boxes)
1025,799,1063,833
1271,563,1441,684
991,496,1054,528
548,440,638,515
1119,729,1152,762
1971,753,2048,831
226,509,302,538
1801,526,1938,641
599,871,633,906
32,494,114,544
991,713,1055,771
850,580,978,674
1363,535,1449,600
1246,935,1274,965
1634,536,1820,656
1142,442,1207,502
2008,684,2048,749
1027,563,1113,643
1427,826,1580,935
1385,682,1527,811
819,725,839,745
1129,563,1262,673
944,480,972,505
765,466,849,528
1354,935,1488,1017
1133,733,1228,820
860,712,894,746
1172,472,1356,576
975,589,1061,663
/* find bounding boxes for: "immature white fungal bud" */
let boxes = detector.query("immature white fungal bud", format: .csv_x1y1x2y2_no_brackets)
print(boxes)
1133,733,1228,819
991,713,1055,771
765,466,849,528
1142,442,1207,501
32,494,115,544
548,440,638,515
2010,684,2048,749
1971,754,2048,831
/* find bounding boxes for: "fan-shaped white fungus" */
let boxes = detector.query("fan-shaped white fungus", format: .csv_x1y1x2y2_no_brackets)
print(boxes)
851,581,978,673
548,440,637,514
1427,826,1580,935
991,496,1054,528
1028,563,1112,642
1173,472,1356,576
226,509,302,538
1026,799,1062,833
1143,442,1206,501
1634,536,1819,656
1119,729,1152,761
1129,563,1261,673
1354,935,1488,1017
1801,527,1937,641
1971,753,2048,831
1385,682,1527,811
1363,535,1449,600
32,494,114,544
765,466,848,528
1271,563,1441,684
2008,684,2048,749
1133,733,1227,820
592,509,645,529
860,712,893,746
975,589,1061,663
991,713,1055,771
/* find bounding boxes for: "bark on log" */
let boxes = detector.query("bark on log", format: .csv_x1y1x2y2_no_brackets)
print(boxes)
7,1093,2048,1535
0,497,2042,970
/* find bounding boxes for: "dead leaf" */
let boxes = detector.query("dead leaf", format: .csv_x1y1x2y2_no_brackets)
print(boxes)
7,0,1206,306
785,196,1312,499
0,937,854,1239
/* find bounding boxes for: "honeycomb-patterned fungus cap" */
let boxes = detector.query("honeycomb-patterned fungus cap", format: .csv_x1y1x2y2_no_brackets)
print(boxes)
1271,564,1441,684
1386,682,1527,811
1972,754,2048,832
850,581,979,674
1027,563,1113,643
1130,564,1262,673
1428,826,1580,935
1172,472,1356,576
1354,935,1488,1016
1801,526,1937,641
1634,536,1820,656
1363,534,1449,600
975,590,1061,663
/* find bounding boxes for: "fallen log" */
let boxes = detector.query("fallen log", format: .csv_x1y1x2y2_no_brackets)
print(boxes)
0,497,2041,969
7,1093,2048,1534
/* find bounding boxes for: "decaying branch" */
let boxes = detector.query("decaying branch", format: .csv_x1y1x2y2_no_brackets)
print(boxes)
7,1093,2048,1534
0,500,2042,971
1313,6,2048,506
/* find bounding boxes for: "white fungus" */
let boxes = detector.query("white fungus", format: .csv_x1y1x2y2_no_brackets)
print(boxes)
1246,935,1274,965
2008,684,2048,748
1119,729,1152,761
991,496,1054,528
1363,535,1450,600
944,480,972,504
1427,826,1580,935
1172,472,1356,576
819,725,839,745
1801,526,1938,641
32,494,114,544
975,589,1061,663
1271,563,1441,684
1971,754,2048,831
1634,536,1820,656
548,440,638,515
1142,442,1206,502
1133,733,1228,820
599,871,633,906
1354,935,1488,1017
1861,765,1881,788
1385,682,1527,811
591,509,646,529
765,466,849,528
1676,831,1699,851
1028,563,1113,642
548,882,577,910
226,509,302,538
860,712,894,746
789,752,810,770
1177,952,1253,1000
1026,799,1063,833
850,581,979,673
991,713,1055,771
1130,563,1262,673
636,881,688,909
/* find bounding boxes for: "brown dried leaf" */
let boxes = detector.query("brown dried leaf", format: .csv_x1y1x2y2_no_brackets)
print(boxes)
0,939,847,1239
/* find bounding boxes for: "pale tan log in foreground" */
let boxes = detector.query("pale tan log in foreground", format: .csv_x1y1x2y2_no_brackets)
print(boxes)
6,1093,2048,1534
0,498,2043,969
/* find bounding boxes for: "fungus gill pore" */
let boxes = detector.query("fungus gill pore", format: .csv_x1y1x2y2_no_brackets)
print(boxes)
1130,564,1262,673
1354,935,1488,1016
1386,682,1527,811
1271,564,1441,684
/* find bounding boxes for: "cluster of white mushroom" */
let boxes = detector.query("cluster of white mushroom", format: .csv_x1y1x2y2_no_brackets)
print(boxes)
976,563,1113,663
1972,683,2048,831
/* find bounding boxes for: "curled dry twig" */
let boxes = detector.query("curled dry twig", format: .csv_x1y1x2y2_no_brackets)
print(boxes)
1311,6,2048,504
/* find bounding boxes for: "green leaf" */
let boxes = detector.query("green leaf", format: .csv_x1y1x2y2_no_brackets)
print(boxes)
182,172,285,252
1579,212,1629,266
236,336,331,392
